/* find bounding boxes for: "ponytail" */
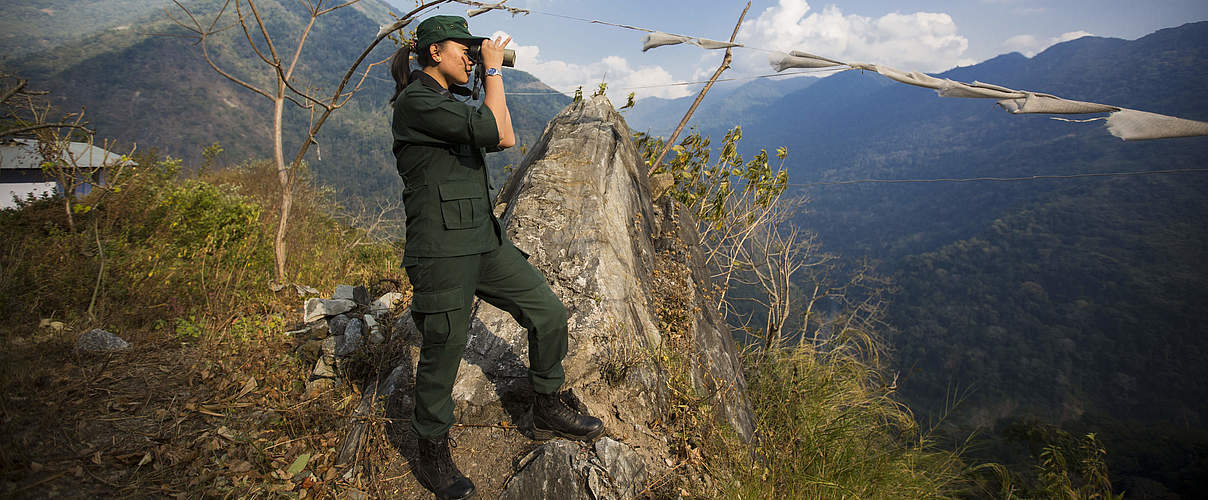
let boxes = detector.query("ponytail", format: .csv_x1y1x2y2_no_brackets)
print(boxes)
389,44,412,104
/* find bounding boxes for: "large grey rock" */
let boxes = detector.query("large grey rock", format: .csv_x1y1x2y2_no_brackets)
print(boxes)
500,440,589,500
336,318,364,356
333,284,356,301
363,315,384,345
352,286,371,306
390,95,753,470
500,438,646,500
77,329,130,352
387,95,754,495
333,285,372,306
327,314,351,341
594,437,647,499
304,298,356,322
321,336,336,360
370,292,404,316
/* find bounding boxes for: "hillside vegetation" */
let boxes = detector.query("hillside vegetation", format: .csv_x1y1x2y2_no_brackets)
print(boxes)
0,128,995,499
629,22,1208,498
8,0,568,208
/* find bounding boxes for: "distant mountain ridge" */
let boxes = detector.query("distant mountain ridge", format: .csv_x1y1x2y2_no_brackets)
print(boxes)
626,75,816,137
4,0,570,203
633,22,1208,496
629,22,1208,259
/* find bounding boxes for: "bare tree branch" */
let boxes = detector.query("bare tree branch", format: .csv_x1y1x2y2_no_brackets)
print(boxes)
168,1,275,100
649,1,750,175
234,0,278,66
2,123,94,138
168,0,203,32
283,8,318,80
243,0,283,65
318,0,363,16
0,76,28,105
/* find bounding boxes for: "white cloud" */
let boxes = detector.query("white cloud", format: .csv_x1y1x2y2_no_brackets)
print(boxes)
495,31,692,101
1002,30,1094,57
741,0,974,73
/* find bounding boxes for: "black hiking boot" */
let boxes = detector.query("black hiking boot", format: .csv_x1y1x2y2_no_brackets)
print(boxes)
413,434,475,500
531,390,605,442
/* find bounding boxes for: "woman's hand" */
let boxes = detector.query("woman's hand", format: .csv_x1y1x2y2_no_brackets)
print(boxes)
479,35,511,69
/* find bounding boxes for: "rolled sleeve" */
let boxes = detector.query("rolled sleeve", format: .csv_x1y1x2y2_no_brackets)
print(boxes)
404,92,501,148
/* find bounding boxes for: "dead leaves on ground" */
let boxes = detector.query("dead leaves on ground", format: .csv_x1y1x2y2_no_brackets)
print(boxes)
2,334,389,498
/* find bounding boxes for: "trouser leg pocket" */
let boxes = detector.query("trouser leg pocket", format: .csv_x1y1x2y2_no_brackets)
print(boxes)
410,287,465,345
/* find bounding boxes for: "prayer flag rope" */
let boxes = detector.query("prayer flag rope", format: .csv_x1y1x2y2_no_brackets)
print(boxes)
767,53,1208,141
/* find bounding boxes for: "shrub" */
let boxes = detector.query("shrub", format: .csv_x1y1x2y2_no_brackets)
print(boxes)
0,155,402,343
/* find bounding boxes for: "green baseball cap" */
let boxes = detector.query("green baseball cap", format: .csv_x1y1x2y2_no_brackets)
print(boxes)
415,15,487,49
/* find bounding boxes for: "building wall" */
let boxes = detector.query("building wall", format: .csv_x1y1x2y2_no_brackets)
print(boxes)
2,181,57,209
0,168,102,209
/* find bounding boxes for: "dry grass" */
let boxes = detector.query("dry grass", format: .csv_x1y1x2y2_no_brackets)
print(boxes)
0,309,437,498
0,157,425,497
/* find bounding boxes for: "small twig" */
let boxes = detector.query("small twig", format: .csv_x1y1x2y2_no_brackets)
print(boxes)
12,471,68,493
451,422,518,429
84,466,121,488
87,218,105,321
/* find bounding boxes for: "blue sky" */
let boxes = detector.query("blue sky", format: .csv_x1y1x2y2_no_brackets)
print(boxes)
384,0,1208,100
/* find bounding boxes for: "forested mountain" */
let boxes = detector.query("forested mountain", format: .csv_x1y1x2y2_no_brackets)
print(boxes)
6,0,569,204
0,0,173,57
629,22,1208,497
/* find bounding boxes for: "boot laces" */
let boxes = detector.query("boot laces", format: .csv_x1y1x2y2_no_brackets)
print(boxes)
420,435,461,481
541,392,579,421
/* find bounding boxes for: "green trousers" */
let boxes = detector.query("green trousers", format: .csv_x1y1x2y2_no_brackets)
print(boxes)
404,242,568,439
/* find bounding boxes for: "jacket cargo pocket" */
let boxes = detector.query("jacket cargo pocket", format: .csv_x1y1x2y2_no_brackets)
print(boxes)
410,287,463,345
438,180,487,230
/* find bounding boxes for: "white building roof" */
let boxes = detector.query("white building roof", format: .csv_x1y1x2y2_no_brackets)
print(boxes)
0,138,130,171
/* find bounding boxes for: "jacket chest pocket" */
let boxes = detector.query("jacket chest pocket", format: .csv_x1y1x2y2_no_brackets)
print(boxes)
438,180,487,230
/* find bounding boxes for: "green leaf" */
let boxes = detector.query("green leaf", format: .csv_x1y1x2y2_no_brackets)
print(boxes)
286,452,311,476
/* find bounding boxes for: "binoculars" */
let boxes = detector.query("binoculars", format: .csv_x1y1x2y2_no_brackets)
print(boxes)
467,44,516,68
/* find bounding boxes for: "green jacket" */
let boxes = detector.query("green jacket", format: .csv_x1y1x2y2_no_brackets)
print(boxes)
392,71,505,258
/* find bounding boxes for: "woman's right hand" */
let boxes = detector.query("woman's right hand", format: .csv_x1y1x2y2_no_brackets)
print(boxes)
479,35,511,70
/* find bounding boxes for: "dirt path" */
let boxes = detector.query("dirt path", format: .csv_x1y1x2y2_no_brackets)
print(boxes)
0,324,594,499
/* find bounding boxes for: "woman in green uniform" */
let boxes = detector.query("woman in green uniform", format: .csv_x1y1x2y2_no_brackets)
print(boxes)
389,15,604,499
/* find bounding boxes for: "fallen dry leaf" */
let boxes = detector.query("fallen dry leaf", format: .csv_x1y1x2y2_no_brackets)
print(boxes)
234,376,257,400
137,452,153,468
216,426,237,441
198,406,225,417
286,453,311,477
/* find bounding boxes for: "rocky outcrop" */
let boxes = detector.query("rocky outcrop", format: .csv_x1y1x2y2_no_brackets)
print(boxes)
290,285,399,398
499,437,648,500
76,329,130,352
389,95,754,484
